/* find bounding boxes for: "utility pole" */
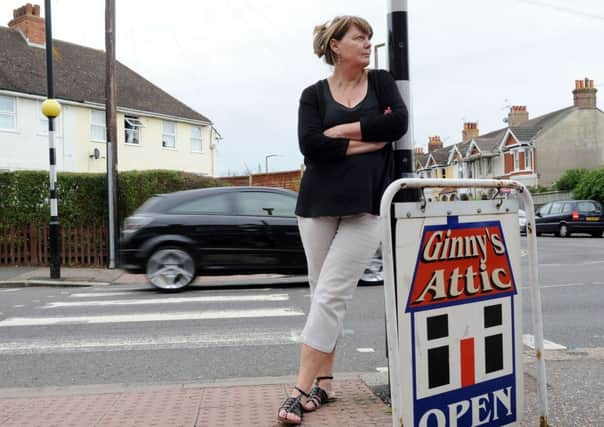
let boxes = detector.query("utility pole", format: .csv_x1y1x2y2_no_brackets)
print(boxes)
105,0,119,268
42,0,61,279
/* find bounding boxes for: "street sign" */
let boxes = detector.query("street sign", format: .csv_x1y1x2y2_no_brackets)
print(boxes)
381,179,549,427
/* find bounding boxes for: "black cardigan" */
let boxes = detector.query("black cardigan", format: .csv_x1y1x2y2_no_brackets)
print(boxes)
295,69,408,217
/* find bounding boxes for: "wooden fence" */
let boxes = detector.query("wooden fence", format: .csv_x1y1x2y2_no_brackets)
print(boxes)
0,224,108,267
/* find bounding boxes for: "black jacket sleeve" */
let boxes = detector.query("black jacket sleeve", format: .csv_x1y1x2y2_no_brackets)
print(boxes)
359,70,408,142
298,84,350,161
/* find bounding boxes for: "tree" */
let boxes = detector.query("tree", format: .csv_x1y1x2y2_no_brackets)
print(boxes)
555,168,588,191
573,167,604,204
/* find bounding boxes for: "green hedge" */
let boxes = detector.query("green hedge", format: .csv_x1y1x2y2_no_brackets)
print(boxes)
0,170,225,228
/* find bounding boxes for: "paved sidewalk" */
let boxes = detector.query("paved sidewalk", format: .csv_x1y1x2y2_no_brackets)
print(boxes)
0,266,305,288
0,377,391,427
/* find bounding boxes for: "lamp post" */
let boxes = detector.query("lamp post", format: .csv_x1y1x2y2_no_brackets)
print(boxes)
42,0,61,279
373,42,386,69
265,154,278,173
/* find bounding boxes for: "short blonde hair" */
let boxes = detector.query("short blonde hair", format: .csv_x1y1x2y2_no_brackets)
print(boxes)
313,16,373,65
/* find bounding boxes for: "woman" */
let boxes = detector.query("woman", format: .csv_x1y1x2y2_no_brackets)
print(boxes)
277,15,408,424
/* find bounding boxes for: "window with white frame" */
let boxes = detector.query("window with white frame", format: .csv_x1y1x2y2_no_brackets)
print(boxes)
190,126,203,152
124,116,144,144
524,148,531,170
90,110,106,142
162,121,176,148
0,95,17,130
513,150,520,171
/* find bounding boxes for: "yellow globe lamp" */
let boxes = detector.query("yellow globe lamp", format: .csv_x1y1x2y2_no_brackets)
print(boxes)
41,99,62,118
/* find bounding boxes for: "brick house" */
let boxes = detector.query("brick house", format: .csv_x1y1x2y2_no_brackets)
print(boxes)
415,78,603,191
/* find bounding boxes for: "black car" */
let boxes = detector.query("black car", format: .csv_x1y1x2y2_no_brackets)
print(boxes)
120,186,307,290
535,199,604,237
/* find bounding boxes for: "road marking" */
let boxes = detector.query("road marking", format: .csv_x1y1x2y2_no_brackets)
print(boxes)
0,289,19,292
0,330,305,354
69,292,134,298
522,334,567,350
356,348,375,353
13,305,24,308
520,283,585,290
0,308,304,327
376,367,389,373
43,293,289,308
289,330,301,343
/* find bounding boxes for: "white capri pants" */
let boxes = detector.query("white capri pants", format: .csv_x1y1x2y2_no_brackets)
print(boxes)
297,213,382,353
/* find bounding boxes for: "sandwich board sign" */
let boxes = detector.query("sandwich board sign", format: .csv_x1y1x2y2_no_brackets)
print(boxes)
383,197,525,427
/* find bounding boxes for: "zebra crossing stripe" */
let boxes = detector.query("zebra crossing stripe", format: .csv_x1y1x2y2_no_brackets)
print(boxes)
43,294,289,308
0,308,304,327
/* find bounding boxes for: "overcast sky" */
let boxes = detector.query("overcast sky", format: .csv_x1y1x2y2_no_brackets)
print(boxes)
3,0,603,176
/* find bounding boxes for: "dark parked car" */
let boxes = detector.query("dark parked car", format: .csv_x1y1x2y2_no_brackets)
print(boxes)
120,187,307,290
535,199,604,237
518,209,527,235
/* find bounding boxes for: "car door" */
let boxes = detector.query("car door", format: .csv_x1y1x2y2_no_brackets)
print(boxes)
166,192,248,270
546,202,565,233
535,203,551,233
233,190,305,272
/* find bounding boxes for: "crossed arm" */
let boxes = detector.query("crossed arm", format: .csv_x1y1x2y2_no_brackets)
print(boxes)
298,71,407,161
322,122,386,156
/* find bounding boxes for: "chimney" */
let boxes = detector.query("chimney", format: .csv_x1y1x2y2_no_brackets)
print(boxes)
462,122,479,142
428,136,443,152
573,78,597,109
507,106,529,127
8,3,45,46
415,147,425,155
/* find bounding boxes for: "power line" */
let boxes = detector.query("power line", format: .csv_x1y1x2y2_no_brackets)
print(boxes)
517,0,604,21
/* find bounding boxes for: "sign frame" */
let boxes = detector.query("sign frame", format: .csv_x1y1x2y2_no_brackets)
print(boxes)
380,178,549,427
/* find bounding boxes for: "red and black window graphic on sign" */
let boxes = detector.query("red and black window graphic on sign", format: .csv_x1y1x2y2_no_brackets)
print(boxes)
406,216,517,313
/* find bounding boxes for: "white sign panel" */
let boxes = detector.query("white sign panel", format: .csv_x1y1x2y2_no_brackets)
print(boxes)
391,201,523,427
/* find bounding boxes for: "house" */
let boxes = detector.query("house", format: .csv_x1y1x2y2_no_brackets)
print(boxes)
0,3,220,176
415,78,603,192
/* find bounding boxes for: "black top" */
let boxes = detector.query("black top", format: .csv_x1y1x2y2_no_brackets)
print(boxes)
295,69,408,217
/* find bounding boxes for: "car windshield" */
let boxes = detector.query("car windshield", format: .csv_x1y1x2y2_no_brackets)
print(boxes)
133,196,163,214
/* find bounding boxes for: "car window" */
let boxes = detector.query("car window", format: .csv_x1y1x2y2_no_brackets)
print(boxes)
549,202,563,215
235,191,296,217
539,204,551,216
576,201,598,213
562,203,573,214
168,193,231,215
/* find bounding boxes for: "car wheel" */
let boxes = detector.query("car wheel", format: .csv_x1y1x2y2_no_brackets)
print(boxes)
558,224,569,238
146,247,195,291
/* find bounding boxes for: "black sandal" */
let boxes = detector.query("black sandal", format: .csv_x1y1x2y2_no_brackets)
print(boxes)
303,376,336,412
278,386,309,425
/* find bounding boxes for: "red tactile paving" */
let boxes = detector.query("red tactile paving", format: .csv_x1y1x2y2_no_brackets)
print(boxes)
0,394,118,427
0,379,391,427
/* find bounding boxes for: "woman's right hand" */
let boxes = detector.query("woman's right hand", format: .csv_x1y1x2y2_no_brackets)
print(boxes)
345,140,387,156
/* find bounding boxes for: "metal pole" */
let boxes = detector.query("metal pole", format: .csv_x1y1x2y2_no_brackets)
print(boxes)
373,42,385,69
105,0,119,268
265,154,277,173
44,0,60,279
384,3,417,424
387,0,414,180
